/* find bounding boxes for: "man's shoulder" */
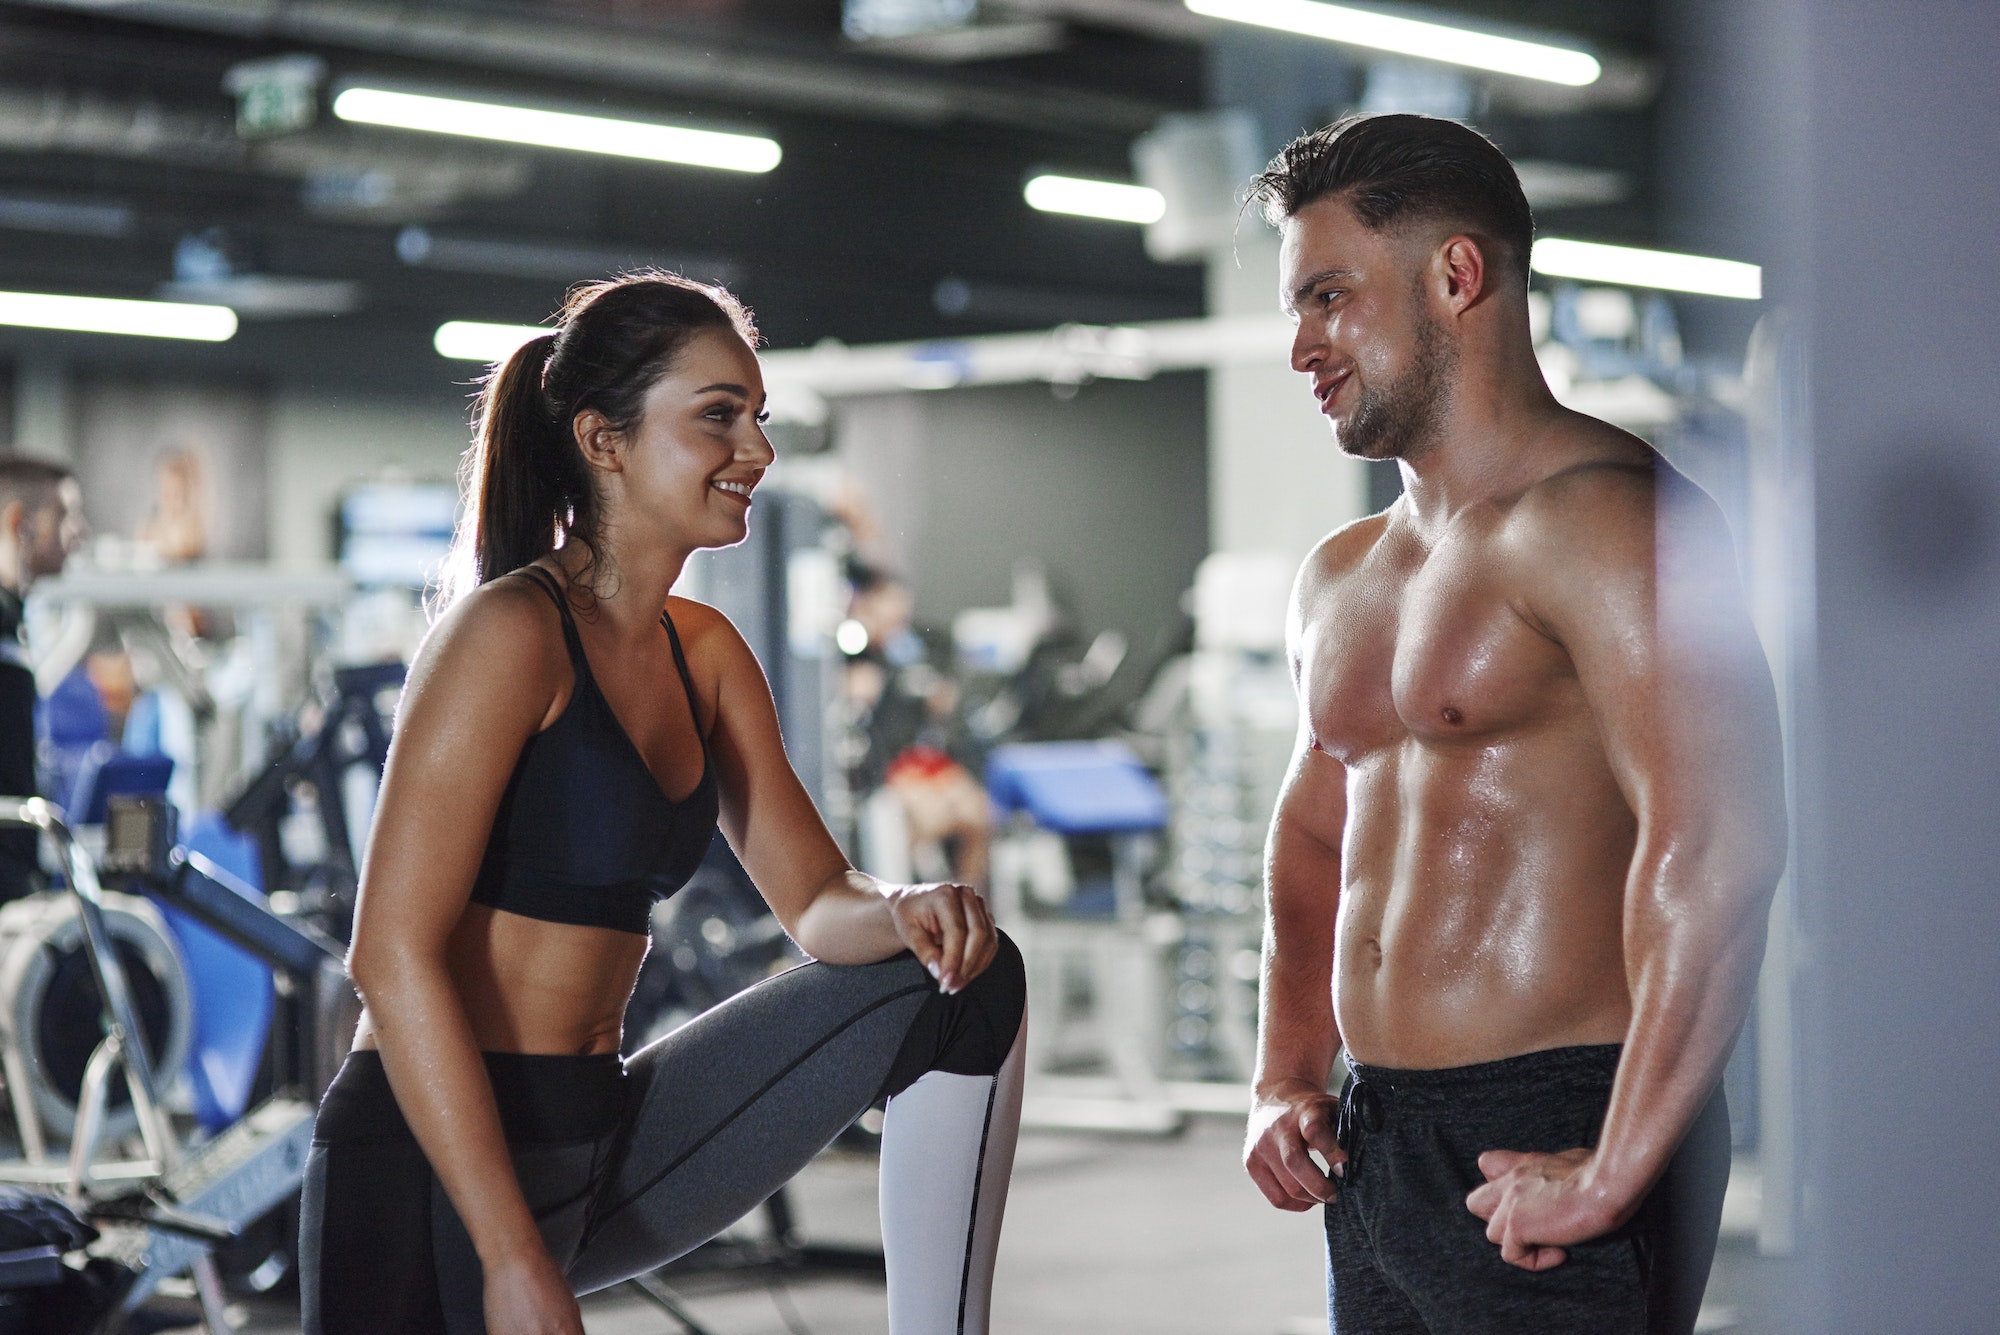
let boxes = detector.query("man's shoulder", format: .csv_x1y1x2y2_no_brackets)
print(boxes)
1300,510,1393,590
1499,429,1737,610
1502,433,1670,565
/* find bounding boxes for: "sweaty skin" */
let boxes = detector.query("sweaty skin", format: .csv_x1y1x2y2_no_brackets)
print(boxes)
1242,195,1787,1272
347,329,1002,1335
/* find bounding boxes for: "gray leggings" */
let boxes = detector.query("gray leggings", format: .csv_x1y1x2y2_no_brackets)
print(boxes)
300,939,1025,1334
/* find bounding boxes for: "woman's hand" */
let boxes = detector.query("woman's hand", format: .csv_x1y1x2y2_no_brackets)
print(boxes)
483,1244,584,1335
886,882,996,993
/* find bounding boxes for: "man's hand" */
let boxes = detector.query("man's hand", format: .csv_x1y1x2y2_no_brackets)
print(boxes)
1245,1081,1345,1210
1464,1147,1623,1270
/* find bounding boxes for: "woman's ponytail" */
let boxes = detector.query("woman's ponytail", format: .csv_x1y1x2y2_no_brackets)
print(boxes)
440,332,586,609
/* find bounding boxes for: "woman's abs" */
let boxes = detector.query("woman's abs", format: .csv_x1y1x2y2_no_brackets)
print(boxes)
353,903,650,1056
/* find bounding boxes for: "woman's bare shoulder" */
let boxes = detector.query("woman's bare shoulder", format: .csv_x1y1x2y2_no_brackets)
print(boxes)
663,595,754,661
404,573,568,714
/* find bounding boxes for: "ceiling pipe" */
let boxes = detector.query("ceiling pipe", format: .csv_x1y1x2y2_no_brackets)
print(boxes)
0,82,243,166
4,0,1173,138
757,313,1293,423
0,77,529,218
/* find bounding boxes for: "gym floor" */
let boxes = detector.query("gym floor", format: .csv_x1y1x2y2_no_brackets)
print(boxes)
159,1117,1787,1335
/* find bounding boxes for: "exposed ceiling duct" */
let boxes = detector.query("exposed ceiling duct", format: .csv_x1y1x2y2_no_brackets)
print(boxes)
393,226,740,288
0,78,530,220
3,0,1173,137
0,82,244,167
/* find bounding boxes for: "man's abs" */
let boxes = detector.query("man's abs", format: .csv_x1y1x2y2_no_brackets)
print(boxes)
1331,730,1637,1070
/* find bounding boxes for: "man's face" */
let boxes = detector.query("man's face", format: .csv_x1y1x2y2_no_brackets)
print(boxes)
1280,196,1455,462
22,480,85,581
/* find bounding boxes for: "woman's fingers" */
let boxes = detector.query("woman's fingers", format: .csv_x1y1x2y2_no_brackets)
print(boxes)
932,888,968,991
957,884,995,981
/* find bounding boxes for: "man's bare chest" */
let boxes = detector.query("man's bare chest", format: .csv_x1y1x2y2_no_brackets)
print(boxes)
1300,536,1574,763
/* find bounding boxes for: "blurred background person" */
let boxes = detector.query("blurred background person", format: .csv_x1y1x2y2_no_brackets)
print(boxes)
0,454,85,902
842,559,993,888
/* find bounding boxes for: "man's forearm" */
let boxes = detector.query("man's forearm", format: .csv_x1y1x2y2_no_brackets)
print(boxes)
1255,955,1341,1096
1255,851,1343,1096
1587,870,1773,1216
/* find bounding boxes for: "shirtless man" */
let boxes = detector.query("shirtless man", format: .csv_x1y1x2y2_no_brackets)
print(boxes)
1237,114,1787,1334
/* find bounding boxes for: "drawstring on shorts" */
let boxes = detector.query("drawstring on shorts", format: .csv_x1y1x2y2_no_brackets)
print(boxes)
1336,1077,1385,1180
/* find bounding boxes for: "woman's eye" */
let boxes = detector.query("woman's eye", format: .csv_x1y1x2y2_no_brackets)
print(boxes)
755,410,772,425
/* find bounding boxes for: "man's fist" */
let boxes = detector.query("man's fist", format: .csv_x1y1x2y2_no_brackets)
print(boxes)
1465,1146,1623,1270
1245,1082,1346,1211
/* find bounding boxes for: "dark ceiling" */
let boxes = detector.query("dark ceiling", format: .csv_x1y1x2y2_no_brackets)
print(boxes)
0,0,1659,393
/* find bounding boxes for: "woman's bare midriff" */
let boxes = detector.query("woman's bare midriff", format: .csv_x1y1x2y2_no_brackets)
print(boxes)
352,904,651,1056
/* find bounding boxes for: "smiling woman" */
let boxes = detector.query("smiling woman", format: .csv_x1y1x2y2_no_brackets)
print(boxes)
437,272,763,610
301,271,1027,1335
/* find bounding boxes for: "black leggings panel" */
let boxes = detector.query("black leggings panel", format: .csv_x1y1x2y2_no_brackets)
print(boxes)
300,936,1025,1335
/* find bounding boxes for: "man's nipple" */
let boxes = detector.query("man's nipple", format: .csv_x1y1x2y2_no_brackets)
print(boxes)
1441,705,1465,726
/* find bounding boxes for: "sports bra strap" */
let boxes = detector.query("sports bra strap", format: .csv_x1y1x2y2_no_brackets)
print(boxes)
507,566,589,671
659,610,709,757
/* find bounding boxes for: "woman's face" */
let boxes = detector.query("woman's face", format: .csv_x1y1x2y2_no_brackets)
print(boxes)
602,327,774,553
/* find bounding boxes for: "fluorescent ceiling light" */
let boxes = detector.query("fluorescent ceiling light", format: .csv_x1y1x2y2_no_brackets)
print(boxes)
0,290,236,341
333,88,782,174
434,320,547,362
1531,238,1762,300
1184,0,1601,86
1024,175,1166,225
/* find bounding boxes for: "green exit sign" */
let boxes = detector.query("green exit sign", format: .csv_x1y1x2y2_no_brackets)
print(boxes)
223,54,326,138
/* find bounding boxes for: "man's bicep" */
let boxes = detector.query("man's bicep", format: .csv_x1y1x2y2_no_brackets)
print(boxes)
1271,734,1347,862
1536,479,1784,854
1265,724,1347,942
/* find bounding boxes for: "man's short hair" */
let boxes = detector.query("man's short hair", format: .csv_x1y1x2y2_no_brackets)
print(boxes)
0,454,73,510
1246,113,1534,285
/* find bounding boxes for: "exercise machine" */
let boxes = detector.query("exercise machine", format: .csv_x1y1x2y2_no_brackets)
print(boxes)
0,797,329,1333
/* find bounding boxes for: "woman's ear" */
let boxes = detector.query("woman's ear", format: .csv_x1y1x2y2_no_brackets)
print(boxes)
572,409,625,474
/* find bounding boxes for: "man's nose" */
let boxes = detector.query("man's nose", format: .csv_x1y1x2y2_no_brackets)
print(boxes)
1290,319,1325,375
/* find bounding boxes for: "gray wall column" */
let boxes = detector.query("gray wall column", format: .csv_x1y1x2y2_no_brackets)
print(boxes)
13,358,71,461
1783,1,2000,1328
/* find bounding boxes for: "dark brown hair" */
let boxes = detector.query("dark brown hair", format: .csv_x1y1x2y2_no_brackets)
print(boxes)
441,271,758,608
0,454,74,507
1245,113,1534,284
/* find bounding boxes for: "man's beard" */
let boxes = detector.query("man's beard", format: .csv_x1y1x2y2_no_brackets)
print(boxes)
1335,315,1453,462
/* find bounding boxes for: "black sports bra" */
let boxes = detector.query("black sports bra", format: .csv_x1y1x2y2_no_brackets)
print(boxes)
466,566,720,936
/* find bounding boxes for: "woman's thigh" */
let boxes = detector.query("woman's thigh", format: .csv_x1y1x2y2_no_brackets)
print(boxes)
300,1139,444,1335
568,952,936,1293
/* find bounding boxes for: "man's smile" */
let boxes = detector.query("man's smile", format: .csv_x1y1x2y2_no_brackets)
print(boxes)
1315,368,1353,414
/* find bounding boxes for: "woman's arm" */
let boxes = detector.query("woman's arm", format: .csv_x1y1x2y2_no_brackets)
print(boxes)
345,581,581,1331
682,599,997,991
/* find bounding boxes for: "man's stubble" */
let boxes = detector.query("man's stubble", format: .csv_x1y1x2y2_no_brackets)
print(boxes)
1336,307,1455,464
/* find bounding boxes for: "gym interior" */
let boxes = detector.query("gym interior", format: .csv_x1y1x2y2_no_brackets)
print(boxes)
0,0,1991,1331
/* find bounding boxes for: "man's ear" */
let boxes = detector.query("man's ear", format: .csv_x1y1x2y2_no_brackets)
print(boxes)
0,500,23,549
1434,235,1490,314
572,409,624,474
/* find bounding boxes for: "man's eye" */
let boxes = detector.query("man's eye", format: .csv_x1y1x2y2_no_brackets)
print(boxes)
755,410,772,425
